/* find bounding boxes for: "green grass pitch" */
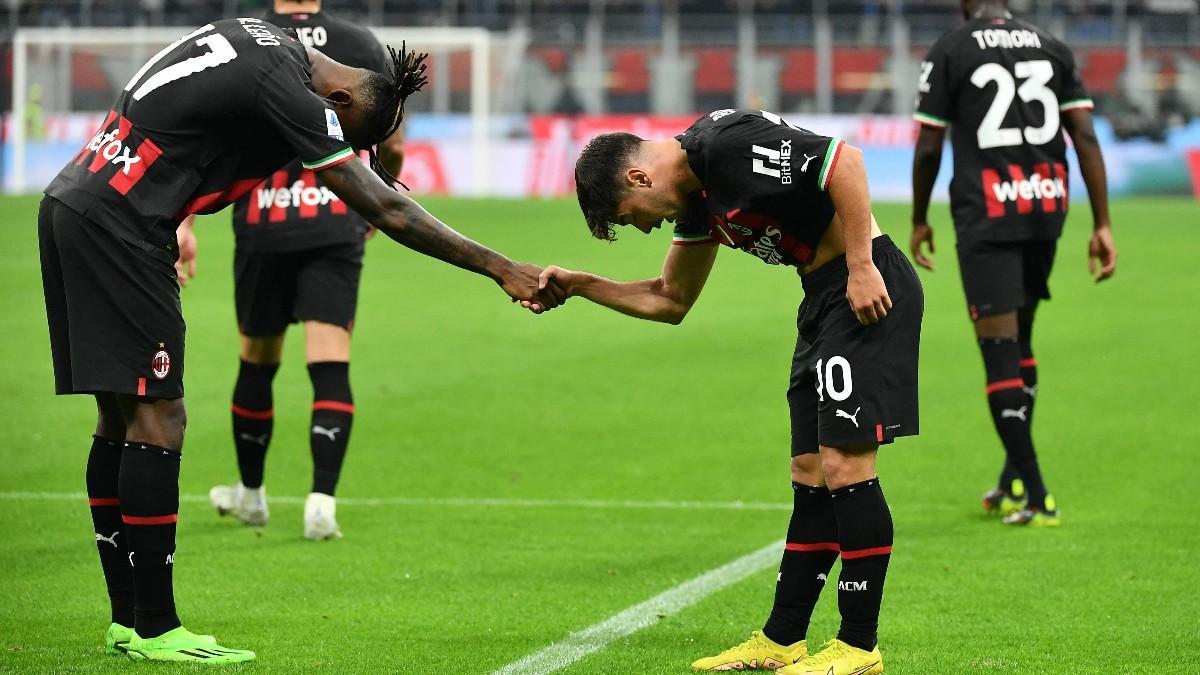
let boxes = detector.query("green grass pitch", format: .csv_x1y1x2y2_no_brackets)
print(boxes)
0,194,1197,673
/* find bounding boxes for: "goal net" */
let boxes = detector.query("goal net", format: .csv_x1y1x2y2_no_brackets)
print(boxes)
6,25,492,194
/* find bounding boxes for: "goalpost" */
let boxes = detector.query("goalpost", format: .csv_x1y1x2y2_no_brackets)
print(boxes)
8,25,492,194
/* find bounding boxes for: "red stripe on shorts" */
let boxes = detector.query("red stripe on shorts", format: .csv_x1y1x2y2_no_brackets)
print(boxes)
88,497,120,506
1019,357,1037,368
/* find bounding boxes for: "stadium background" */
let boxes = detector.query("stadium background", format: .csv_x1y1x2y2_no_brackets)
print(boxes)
1,1,1198,673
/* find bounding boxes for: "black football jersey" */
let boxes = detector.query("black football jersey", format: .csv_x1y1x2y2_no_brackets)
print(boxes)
45,18,356,266
671,109,844,268
231,10,390,252
915,16,1093,242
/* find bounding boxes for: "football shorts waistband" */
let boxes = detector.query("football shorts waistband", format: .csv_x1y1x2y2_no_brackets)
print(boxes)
800,234,898,295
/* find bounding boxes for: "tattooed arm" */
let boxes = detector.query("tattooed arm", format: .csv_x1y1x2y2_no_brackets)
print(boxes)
317,157,563,309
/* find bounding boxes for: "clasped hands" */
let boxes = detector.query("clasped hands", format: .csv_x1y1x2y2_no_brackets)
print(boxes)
499,263,573,314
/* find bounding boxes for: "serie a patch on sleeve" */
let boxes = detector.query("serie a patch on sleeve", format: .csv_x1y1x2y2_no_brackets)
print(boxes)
325,108,344,141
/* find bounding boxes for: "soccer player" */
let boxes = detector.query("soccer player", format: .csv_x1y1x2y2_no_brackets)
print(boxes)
911,0,1118,526
205,0,406,541
39,18,561,663
536,109,923,674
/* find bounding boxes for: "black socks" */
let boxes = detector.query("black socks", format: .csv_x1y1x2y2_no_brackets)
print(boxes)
831,479,892,652
231,360,278,489
86,436,134,626
979,337,1048,510
308,361,353,496
763,484,840,646
119,442,182,639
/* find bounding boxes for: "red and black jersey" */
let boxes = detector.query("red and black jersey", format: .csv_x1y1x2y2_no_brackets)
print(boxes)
231,10,390,253
671,109,844,268
915,15,1093,242
44,18,356,266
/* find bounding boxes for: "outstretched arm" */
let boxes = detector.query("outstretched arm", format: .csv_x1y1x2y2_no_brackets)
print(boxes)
1062,107,1117,282
534,241,719,324
317,158,563,309
910,124,945,271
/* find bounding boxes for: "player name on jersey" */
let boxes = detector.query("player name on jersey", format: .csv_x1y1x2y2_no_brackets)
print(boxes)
970,28,1042,50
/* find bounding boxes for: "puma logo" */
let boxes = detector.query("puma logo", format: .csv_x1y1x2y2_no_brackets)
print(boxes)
1023,385,1037,398
238,432,269,446
836,407,861,428
1001,406,1028,422
800,153,819,172
817,572,828,583
95,531,119,548
312,425,342,441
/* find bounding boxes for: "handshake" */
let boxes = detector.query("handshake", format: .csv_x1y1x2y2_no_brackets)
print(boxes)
495,262,574,314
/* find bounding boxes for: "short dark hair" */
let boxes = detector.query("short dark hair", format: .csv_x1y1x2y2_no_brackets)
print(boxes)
574,132,644,241
360,44,428,187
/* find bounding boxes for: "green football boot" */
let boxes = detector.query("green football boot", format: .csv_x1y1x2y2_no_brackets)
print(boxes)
125,626,255,663
105,623,134,655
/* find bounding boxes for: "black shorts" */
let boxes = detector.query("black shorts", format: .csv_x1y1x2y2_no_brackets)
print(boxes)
234,241,364,337
39,197,185,398
956,237,1057,319
787,236,923,455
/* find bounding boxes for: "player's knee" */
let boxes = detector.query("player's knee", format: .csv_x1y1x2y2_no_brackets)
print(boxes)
240,334,284,365
165,400,187,436
790,454,824,486
304,321,351,363
128,399,188,451
818,445,877,490
973,312,1018,339
93,394,125,440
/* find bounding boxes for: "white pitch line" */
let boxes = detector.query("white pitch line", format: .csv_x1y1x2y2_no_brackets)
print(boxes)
0,491,788,512
492,539,783,675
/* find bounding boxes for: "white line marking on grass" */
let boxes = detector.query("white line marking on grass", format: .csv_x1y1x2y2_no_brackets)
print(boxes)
0,491,788,512
491,539,783,675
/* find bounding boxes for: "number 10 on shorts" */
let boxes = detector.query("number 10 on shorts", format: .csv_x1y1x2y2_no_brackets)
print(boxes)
816,356,853,402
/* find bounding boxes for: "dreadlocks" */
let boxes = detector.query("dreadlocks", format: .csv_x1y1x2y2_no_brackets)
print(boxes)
362,43,428,188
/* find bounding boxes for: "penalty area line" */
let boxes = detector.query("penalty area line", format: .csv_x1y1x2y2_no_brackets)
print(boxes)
0,491,788,512
491,539,783,675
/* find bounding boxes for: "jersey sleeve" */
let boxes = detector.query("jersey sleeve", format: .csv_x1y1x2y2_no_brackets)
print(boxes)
702,114,845,203
914,35,952,129
671,219,714,245
1056,47,1093,113
255,53,356,172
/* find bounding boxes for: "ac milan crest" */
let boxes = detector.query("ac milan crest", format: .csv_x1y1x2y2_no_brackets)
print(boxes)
152,350,171,380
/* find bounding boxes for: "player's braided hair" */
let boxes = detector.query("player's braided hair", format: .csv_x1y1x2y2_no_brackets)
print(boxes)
364,43,428,188
574,132,645,241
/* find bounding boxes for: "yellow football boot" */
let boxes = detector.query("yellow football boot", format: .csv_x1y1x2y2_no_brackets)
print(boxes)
691,630,807,671
982,478,1026,516
1003,493,1061,527
778,639,882,675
